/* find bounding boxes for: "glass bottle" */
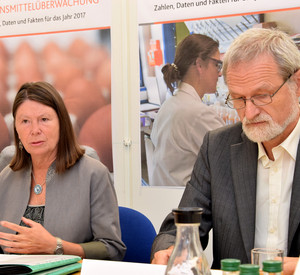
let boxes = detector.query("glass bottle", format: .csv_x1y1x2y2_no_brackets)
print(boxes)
165,207,211,275
239,264,260,275
221,258,241,275
262,260,282,275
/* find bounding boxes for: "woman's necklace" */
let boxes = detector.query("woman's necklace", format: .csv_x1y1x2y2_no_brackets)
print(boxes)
32,173,46,195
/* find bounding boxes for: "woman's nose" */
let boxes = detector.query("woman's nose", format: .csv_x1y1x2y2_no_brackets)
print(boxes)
30,122,41,134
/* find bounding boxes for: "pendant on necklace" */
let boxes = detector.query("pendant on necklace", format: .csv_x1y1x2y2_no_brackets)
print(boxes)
34,184,43,195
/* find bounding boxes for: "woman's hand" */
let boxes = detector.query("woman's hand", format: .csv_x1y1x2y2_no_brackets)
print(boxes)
0,217,57,254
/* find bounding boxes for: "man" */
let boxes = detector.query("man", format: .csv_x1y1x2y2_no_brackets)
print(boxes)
151,28,300,275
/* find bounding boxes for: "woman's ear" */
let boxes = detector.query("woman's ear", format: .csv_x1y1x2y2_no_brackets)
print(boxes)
194,58,204,74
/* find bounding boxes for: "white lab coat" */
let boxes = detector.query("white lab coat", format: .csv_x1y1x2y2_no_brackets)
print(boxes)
150,82,225,186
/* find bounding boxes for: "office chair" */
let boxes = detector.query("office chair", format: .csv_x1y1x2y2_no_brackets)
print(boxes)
118,206,157,263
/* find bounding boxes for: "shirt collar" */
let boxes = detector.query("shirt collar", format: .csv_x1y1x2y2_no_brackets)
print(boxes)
174,82,202,101
258,117,300,163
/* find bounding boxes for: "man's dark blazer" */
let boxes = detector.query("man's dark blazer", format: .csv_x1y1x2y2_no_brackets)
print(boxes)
151,122,300,268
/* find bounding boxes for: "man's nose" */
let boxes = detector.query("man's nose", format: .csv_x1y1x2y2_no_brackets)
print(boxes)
244,99,260,121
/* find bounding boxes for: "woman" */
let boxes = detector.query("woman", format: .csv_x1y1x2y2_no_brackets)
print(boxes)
0,81,126,260
150,34,225,186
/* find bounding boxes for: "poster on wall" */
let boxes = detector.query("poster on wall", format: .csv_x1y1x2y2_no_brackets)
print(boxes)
0,0,114,172
138,0,300,186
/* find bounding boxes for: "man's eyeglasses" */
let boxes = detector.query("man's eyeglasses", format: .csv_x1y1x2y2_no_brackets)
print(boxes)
209,57,223,73
225,75,292,110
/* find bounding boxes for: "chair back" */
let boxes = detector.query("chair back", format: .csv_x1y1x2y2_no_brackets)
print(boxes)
119,206,157,263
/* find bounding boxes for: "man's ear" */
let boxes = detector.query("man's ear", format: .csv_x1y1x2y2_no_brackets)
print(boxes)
293,69,300,97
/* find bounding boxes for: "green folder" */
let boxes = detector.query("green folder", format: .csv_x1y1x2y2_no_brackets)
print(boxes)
32,262,81,275
0,255,81,274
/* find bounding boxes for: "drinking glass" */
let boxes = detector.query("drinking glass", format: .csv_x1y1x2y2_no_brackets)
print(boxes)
251,248,284,272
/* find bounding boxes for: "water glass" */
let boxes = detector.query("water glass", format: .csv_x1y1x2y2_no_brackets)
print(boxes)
251,248,284,272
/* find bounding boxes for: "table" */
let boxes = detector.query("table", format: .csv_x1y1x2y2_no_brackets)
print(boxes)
80,259,223,275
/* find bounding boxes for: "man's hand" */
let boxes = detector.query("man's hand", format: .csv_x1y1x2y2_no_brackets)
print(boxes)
283,257,299,275
151,246,174,265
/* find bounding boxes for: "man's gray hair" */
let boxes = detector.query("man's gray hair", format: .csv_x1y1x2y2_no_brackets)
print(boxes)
223,28,300,83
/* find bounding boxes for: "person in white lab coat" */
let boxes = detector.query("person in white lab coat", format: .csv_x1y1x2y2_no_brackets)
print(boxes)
150,34,225,186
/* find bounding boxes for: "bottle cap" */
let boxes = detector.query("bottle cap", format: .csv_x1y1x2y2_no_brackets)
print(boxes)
221,258,241,271
262,260,282,273
172,207,202,224
240,264,260,275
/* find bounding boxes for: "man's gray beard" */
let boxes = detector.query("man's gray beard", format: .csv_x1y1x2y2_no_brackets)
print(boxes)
242,105,299,143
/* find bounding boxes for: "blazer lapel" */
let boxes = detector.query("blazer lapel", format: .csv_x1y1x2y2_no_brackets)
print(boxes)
231,133,258,262
288,141,300,252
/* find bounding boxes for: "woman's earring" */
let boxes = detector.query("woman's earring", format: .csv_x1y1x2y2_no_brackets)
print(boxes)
19,141,23,150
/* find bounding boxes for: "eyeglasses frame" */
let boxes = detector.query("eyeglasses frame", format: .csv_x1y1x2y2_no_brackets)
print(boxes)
225,74,292,110
209,57,223,73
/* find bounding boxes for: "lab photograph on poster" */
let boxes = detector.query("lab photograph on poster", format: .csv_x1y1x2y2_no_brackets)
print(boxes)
139,7,300,186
